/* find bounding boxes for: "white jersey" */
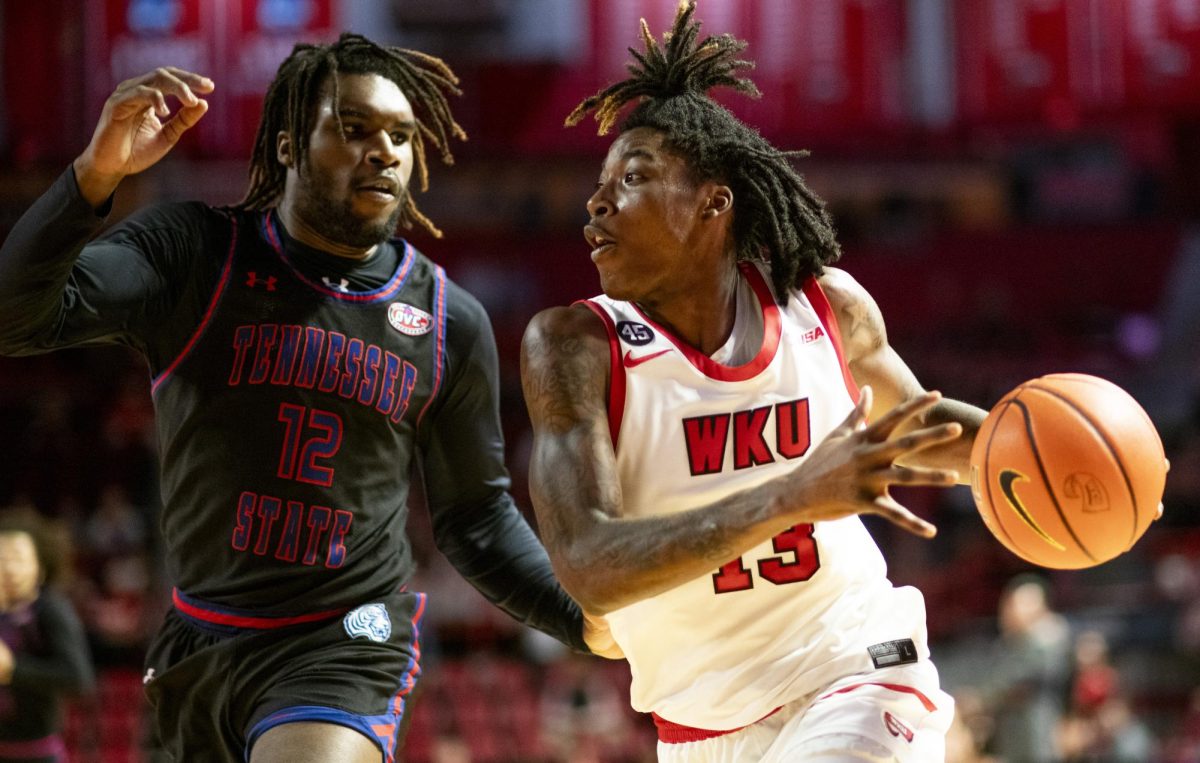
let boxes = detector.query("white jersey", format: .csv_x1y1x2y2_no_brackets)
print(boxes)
582,262,930,731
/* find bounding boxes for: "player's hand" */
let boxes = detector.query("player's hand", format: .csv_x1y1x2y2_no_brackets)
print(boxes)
0,640,13,685
1156,458,1170,521
74,67,214,207
582,610,624,660
780,386,962,538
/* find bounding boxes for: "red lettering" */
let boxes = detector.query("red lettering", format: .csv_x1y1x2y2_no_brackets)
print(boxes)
682,414,731,475
230,493,351,567
775,399,811,459
228,326,256,386
248,324,279,384
733,406,775,470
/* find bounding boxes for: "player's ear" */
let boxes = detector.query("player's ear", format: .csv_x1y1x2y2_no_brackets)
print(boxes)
701,185,733,220
276,131,294,168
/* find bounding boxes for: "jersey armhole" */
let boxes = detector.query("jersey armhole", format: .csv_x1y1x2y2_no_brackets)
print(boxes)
574,300,626,449
150,214,239,397
801,278,860,402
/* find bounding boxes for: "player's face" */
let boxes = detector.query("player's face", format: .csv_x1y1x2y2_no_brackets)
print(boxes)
0,532,40,609
288,72,416,249
585,127,716,303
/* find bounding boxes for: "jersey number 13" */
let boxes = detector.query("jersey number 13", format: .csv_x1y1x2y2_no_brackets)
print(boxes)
712,523,819,594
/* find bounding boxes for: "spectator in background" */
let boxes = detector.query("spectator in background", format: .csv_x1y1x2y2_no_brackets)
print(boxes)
1059,630,1157,762
976,574,1072,763
0,514,95,763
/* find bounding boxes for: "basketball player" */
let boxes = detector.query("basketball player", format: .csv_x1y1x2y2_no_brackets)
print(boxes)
520,4,989,761
0,34,606,762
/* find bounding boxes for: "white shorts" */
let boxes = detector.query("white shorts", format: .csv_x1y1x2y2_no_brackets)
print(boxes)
655,661,955,763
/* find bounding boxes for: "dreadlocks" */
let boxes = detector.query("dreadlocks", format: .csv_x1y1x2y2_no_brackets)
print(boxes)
566,0,840,299
239,33,466,238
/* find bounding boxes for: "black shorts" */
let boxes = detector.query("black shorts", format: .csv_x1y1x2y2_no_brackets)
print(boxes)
143,589,425,762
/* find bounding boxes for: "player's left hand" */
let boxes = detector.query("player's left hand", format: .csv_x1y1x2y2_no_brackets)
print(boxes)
582,610,624,659
0,640,13,685
1156,459,1170,521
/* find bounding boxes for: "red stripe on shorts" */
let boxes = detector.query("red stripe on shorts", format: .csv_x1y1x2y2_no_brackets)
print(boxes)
652,707,781,744
817,682,938,712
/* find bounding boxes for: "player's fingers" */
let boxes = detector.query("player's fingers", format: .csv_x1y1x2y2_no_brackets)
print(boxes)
841,385,872,432
160,100,209,144
876,464,960,487
864,390,942,442
871,495,937,539
161,66,215,94
109,85,170,120
1156,502,1165,521
143,67,203,109
868,422,963,462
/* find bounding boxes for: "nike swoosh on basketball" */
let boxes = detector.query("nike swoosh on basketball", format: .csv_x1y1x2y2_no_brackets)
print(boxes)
998,468,1065,550
623,349,670,368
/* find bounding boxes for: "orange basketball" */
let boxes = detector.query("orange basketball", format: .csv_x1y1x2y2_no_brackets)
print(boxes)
969,373,1166,569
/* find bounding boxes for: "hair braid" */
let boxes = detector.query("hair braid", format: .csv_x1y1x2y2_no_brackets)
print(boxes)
566,0,840,299
239,33,466,239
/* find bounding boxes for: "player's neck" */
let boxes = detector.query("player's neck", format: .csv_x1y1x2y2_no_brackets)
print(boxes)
636,264,740,356
275,200,378,261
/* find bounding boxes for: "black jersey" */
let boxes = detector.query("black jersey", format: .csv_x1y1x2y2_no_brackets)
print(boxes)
155,209,449,610
0,168,586,650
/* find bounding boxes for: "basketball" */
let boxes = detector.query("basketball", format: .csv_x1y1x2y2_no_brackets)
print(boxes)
969,373,1167,569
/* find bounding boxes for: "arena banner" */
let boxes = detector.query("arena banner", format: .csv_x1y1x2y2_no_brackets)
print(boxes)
956,0,1200,125
82,0,337,158
83,0,221,153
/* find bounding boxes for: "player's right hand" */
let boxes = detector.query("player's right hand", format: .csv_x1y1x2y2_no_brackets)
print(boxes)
780,386,962,539
74,67,214,206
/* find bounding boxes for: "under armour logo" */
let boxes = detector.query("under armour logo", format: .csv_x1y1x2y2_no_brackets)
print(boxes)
322,276,351,293
246,271,277,291
143,668,157,685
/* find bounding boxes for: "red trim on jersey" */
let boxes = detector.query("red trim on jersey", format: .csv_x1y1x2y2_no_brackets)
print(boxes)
578,300,627,447
151,216,238,397
171,588,350,629
652,707,781,744
630,262,781,382
802,277,860,401
415,266,447,427
817,681,938,713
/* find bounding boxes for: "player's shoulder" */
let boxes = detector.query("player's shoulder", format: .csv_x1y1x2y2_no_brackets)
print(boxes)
98,201,233,263
526,303,608,346
116,199,228,234
815,266,883,315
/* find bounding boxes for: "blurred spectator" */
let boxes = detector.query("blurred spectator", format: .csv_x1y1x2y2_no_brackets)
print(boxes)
0,513,94,763
1162,687,1200,762
1069,630,1119,716
538,653,631,763
81,483,147,564
1059,630,1158,761
946,690,999,763
975,574,1072,763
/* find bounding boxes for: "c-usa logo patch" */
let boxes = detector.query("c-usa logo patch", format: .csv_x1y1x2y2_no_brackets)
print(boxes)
343,603,392,643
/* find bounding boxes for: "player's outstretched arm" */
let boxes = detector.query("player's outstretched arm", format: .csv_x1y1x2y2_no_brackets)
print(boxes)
74,67,214,208
521,306,962,615
820,266,987,480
